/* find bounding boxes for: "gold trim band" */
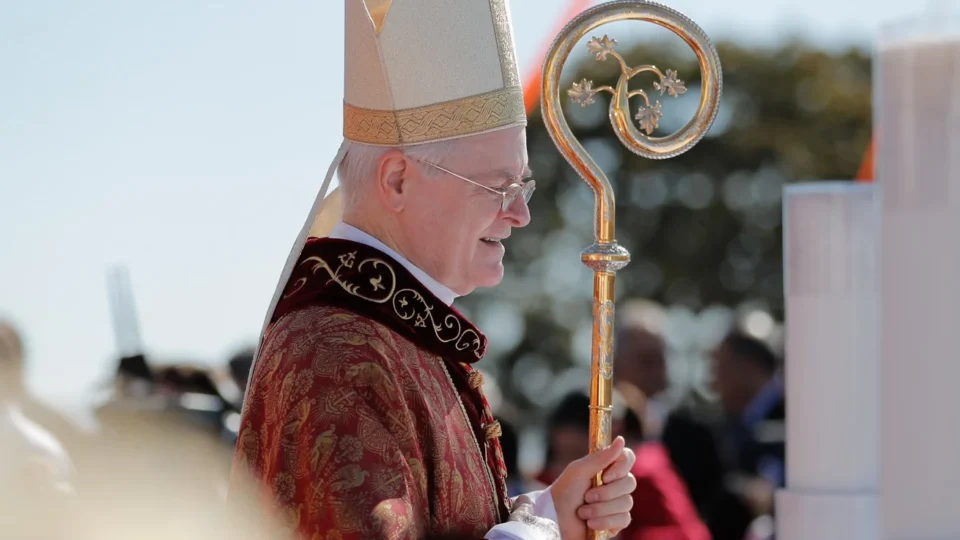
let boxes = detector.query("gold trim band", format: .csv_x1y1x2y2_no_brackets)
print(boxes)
343,86,526,146
489,0,521,88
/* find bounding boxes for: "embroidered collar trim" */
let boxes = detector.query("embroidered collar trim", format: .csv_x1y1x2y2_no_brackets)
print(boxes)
273,238,488,364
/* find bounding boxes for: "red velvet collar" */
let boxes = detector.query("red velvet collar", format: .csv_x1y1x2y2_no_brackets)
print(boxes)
272,237,488,365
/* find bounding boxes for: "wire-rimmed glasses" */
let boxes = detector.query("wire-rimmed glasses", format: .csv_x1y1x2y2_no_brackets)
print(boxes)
411,157,536,212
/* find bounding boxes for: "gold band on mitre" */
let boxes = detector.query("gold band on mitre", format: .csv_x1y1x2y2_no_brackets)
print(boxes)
343,86,526,146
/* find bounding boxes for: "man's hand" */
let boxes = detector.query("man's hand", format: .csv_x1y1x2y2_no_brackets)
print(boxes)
741,476,776,517
549,436,637,539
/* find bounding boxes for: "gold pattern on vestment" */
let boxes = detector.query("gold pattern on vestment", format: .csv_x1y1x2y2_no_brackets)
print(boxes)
483,420,502,441
235,304,501,537
311,427,338,471
468,370,485,389
342,86,525,146
437,359,500,521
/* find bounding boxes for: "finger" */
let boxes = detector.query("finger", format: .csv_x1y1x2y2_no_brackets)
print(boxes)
586,511,631,533
585,473,637,503
573,436,625,479
577,494,633,520
600,452,632,483
623,447,636,470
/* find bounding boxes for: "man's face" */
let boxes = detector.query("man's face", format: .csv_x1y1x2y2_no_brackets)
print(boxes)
710,342,748,414
549,426,590,471
710,344,731,400
614,328,667,397
399,127,532,295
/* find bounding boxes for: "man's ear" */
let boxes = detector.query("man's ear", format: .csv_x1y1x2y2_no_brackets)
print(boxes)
376,149,409,213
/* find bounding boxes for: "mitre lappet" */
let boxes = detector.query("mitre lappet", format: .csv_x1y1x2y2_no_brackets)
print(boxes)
255,0,528,359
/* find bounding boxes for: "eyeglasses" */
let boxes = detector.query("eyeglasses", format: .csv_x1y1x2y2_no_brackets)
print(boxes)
410,157,536,213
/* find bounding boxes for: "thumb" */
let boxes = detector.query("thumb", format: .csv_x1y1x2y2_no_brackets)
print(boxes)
572,436,625,479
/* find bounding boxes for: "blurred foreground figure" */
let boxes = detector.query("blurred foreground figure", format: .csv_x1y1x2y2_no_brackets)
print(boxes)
0,322,279,538
0,320,74,538
40,350,284,539
229,1,638,538
68,397,283,540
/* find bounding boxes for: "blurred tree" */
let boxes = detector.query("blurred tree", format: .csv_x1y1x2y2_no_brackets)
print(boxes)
461,39,871,423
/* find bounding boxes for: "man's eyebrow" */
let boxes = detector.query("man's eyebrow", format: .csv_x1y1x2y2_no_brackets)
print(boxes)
492,165,533,180
478,165,533,187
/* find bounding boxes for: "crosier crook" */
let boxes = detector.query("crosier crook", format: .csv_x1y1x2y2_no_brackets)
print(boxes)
539,2,723,539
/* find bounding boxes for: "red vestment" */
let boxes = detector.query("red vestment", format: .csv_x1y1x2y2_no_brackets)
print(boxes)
229,238,516,539
619,443,710,540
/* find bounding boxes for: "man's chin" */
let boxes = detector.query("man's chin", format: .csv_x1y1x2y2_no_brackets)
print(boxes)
478,263,506,288
462,263,505,294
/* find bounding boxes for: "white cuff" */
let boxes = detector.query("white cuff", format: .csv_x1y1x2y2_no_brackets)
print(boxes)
485,489,560,540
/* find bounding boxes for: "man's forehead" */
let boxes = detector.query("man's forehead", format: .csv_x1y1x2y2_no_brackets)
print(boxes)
459,151,530,184
458,127,528,175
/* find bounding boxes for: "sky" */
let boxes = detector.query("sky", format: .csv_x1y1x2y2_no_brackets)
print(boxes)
0,0,916,406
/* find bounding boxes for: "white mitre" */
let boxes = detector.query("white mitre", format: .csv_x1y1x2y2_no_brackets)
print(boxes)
251,0,527,384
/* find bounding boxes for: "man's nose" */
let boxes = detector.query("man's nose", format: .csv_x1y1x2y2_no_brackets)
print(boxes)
503,196,531,227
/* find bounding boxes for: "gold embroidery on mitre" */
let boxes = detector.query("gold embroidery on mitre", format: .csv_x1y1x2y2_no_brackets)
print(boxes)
343,86,526,146
488,0,521,88
361,0,394,34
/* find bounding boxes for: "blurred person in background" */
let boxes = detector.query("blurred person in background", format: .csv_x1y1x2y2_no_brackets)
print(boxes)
614,300,671,438
226,346,255,395
535,392,593,487
615,412,711,540
613,299,725,524
498,417,540,497
229,1,638,538
657,403,725,530
706,330,785,540
535,390,710,538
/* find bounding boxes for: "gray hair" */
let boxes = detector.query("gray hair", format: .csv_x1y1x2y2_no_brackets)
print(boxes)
337,139,464,210
617,299,666,337
613,298,667,354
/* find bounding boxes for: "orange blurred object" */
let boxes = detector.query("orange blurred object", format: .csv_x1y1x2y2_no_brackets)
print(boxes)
855,137,875,182
522,0,596,115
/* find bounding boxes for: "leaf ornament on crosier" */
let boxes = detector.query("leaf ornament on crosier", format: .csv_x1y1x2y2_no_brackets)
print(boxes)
569,79,597,107
586,35,618,60
634,102,663,135
567,35,688,136
653,69,686,97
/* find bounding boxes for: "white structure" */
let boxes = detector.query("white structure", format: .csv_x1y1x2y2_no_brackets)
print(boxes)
876,12,960,540
776,183,879,540
777,7,960,539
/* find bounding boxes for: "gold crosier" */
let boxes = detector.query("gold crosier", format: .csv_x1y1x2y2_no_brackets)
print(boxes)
540,3,721,538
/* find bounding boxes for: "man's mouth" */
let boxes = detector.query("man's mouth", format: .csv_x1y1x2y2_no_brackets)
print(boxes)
480,236,507,244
